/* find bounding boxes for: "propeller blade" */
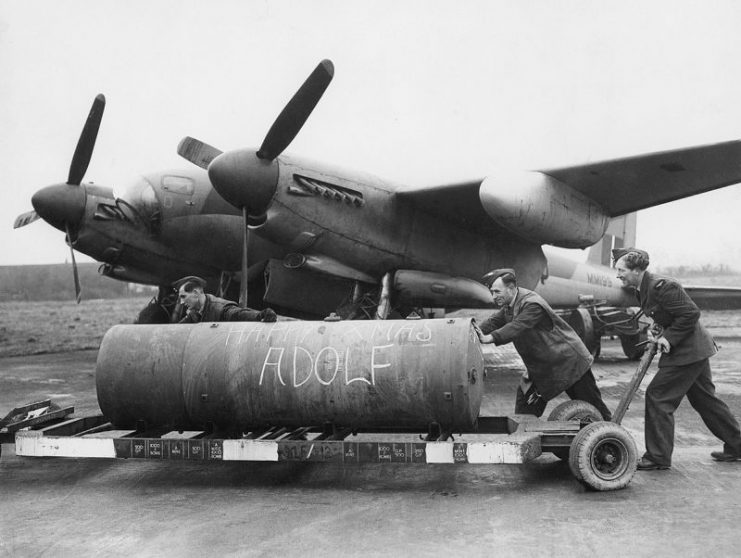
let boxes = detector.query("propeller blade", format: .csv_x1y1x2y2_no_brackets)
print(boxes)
13,210,40,229
66,224,82,304
177,136,223,170
239,207,249,307
257,59,334,161
68,94,106,186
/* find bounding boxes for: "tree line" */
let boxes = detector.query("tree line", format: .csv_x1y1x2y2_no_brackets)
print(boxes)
656,263,739,278
0,263,156,302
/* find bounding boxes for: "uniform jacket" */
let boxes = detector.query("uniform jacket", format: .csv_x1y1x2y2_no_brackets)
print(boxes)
187,294,262,323
479,288,593,400
636,271,716,367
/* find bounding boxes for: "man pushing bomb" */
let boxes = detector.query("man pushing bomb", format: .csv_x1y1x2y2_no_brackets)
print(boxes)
474,268,612,420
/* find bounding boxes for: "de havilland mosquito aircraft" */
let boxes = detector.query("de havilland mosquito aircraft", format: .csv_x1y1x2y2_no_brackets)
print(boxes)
14,59,741,357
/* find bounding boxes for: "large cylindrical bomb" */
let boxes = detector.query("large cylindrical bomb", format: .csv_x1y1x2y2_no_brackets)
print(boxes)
96,318,484,432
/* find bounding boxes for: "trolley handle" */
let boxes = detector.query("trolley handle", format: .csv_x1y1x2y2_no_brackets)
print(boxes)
612,342,658,425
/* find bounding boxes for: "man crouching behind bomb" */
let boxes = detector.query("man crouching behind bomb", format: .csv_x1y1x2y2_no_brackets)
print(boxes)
474,268,612,421
613,248,741,470
175,276,277,323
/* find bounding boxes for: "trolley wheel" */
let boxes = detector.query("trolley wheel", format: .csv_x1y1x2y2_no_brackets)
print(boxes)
568,422,637,491
547,400,603,459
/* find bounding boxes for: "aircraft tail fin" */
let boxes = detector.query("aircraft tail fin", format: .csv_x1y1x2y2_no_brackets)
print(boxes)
587,213,637,267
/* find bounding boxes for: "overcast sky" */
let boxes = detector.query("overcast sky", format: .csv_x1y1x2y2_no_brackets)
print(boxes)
3,0,741,269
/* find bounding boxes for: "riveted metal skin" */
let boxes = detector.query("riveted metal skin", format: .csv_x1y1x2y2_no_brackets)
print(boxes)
96,318,484,432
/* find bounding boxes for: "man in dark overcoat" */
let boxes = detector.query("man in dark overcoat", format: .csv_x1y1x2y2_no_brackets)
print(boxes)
475,268,612,420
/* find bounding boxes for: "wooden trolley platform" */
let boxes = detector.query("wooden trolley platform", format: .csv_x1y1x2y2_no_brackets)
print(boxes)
12,408,637,491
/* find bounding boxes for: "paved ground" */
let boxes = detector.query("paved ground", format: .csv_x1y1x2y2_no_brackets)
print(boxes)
2,327,741,557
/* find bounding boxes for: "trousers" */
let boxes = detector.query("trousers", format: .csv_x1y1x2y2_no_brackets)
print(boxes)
514,369,612,420
644,358,741,466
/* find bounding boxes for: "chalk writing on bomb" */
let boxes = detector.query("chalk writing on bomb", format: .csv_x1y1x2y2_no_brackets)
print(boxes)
224,321,437,387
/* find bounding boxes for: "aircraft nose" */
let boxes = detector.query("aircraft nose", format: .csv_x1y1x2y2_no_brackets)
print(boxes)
208,149,279,216
31,183,86,232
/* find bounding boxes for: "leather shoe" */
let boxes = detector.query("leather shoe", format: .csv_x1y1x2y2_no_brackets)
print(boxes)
711,451,741,462
637,457,669,470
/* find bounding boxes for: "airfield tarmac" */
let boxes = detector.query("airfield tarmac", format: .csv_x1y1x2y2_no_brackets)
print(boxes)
2,316,741,557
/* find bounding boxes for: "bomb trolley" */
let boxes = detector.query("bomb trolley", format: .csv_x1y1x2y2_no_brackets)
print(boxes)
14,402,640,492
12,322,657,492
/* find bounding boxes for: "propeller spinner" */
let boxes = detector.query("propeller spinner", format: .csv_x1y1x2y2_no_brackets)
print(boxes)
177,60,335,306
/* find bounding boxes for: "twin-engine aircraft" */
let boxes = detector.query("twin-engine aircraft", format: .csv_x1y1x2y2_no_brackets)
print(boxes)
14,59,741,356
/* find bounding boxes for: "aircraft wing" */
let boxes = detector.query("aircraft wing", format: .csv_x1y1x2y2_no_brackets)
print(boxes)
684,285,741,311
396,179,515,238
398,140,741,233
542,140,741,216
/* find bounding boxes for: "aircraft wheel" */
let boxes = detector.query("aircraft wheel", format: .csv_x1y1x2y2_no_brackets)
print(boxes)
620,332,647,360
568,422,637,491
547,400,603,459
567,308,600,358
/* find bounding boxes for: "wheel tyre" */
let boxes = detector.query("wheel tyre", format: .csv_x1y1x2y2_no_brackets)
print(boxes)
568,422,637,491
547,400,604,459
568,308,599,358
548,400,603,422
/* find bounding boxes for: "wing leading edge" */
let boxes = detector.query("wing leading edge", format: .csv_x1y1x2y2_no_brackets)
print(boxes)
685,285,741,311
396,179,516,239
542,140,741,217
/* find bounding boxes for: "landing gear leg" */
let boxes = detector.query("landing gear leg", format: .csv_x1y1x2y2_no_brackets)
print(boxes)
217,272,233,298
375,272,393,320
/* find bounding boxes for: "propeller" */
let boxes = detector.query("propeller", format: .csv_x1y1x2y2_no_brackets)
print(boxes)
240,207,250,306
176,137,222,170
66,94,105,302
68,94,106,186
257,59,335,161
66,224,82,303
177,60,335,307
13,210,40,229
18,94,106,303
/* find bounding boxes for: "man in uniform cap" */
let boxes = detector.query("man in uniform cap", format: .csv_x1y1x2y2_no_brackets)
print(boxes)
611,247,650,265
175,276,277,323
475,268,612,420
614,248,741,469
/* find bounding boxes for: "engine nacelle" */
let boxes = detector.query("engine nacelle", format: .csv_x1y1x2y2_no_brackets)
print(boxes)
479,170,609,248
